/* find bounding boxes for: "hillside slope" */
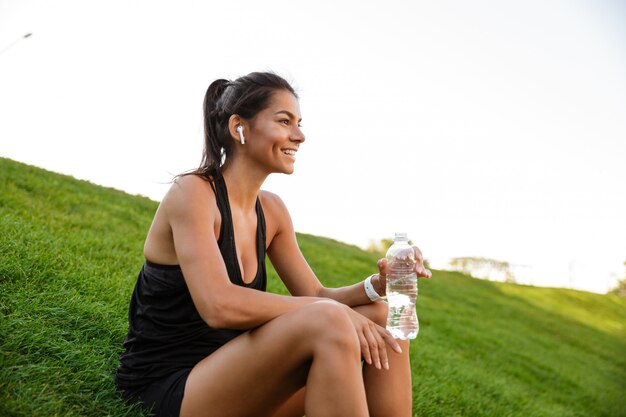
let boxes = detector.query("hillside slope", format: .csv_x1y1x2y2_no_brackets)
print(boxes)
1,157,625,417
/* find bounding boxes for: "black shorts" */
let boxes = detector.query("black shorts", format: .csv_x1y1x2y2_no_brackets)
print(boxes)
121,368,192,417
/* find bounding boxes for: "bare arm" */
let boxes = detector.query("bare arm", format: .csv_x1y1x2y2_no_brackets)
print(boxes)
264,193,431,304
264,192,373,306
166,176,322,329
263,192,404,363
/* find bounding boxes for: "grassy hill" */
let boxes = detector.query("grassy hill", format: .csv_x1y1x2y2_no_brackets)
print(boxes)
1,157,625,417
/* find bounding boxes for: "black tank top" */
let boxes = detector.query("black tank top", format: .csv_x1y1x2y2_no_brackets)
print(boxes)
116,176,266,390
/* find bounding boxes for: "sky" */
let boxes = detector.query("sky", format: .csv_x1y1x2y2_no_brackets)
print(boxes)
1,0,625,293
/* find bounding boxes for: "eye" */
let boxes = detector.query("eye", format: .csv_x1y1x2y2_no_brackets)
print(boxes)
280,119,290,125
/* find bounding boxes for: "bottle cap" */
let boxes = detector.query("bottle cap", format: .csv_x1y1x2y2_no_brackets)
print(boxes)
394,232,408,241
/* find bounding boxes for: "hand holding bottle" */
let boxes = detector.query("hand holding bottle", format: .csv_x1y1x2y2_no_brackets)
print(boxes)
382,233,431,340
374,245,432,296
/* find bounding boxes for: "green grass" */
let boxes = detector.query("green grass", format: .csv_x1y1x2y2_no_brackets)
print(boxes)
1,157,625,417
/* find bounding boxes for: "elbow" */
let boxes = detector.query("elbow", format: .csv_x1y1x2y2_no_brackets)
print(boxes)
202,312,226,329
316,286,331,299
200,299,229,329
198,294,240,329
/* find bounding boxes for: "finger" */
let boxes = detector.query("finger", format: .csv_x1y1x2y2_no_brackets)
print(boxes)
379,325,403,354
377,258,388,276
417,266,432,278
412,246,424,264
359,330,373,366
415,263,432,278
373,324,391,370
377,259,389,290
411,246,432,278
362,323,384,370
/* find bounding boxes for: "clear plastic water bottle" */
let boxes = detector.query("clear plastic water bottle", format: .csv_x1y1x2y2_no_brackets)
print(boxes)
385,232,418,340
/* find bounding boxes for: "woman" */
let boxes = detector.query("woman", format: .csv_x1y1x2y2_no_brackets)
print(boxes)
116,72,432,417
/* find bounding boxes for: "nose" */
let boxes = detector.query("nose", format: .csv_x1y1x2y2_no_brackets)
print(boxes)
291,126,305,143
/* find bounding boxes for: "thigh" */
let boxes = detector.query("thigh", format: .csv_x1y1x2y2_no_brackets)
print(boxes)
180,302,350,417
270,387,305,417
269,302,389,417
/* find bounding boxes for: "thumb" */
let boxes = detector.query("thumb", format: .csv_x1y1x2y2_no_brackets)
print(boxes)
376,258,389,295
377,258,389,277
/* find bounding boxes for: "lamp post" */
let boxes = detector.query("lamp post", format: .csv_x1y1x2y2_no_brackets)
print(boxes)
0,33,33,56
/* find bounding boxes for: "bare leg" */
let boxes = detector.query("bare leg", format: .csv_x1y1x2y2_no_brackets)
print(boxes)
356,302,413,417
269,302,413,417
180,301,368,417
271,388,305,417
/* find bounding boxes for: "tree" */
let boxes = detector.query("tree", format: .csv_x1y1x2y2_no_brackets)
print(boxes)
609,260,626,297
366,238,394,256
449,256,517,283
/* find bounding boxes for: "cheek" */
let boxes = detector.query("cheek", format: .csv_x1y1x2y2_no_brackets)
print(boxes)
251,124,281,144
266,132,286,150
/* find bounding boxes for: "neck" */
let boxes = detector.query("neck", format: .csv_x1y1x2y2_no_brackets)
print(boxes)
221,157,268,211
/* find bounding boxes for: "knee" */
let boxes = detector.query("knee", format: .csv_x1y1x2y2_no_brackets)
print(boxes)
363,301,389,327
299,301,359,352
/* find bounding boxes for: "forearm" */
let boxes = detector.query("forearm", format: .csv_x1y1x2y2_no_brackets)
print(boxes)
317,274,386,307
199,284,324,330
318,281,369,307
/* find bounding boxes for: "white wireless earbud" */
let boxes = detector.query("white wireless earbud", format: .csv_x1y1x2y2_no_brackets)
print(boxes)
236,125,245,144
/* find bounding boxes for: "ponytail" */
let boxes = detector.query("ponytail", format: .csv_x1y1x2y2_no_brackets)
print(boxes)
200,79,231,179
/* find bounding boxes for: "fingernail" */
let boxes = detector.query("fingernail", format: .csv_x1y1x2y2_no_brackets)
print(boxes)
395,345,403,354
384,362,389,370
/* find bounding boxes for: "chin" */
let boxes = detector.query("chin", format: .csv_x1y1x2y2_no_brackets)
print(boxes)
274,163,295,175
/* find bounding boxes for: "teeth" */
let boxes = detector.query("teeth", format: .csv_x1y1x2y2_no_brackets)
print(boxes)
282,149,296,156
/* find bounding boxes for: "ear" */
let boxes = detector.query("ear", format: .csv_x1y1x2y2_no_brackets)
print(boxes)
228,114,246,144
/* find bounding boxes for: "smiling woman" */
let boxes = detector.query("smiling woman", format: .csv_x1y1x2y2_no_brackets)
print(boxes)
232,91,304,176
114,71,431,417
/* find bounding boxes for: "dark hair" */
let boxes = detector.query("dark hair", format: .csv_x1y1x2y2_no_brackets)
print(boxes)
191,72,297,180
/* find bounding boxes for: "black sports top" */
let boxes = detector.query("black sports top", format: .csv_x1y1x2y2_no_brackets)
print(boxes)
115,175,267,391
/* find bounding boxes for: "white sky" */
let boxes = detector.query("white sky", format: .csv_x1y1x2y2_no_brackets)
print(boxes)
1,0,625,293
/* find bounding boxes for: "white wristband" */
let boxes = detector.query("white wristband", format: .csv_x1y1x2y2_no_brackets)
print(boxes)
364,274,383,302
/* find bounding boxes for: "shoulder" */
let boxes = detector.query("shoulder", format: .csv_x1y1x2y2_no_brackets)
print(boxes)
259,190,294,237
259,190,288,213
259,190,293,223
162,174,218,219
166,174,214,199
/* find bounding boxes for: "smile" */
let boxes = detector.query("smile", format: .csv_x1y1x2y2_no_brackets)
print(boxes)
282,149,297,156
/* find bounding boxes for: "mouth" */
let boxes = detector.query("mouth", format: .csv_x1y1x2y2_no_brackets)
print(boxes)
281,149,297,157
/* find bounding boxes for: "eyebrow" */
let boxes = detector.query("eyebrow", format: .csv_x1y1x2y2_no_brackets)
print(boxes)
274,110,302,123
